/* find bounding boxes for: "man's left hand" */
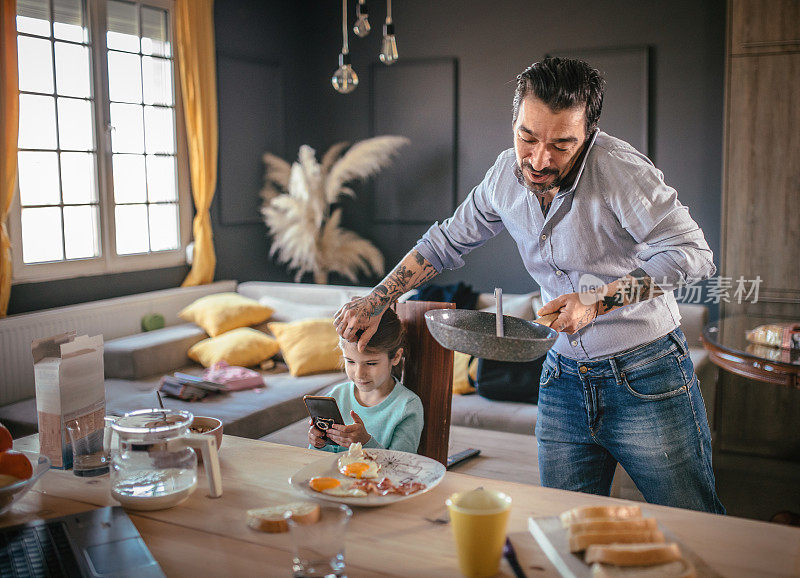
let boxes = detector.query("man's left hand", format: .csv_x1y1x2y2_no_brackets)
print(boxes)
538,292,599,334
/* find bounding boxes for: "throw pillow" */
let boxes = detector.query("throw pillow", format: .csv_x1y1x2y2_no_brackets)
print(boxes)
268,319,342,377
188,328,280,368
179,292,274,337
452,352,478,395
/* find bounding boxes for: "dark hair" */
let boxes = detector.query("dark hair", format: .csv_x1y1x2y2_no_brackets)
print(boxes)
513,57,605,136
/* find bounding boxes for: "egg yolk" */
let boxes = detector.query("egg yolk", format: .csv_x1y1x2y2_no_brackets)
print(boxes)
343,462,371,479
309,477,341,492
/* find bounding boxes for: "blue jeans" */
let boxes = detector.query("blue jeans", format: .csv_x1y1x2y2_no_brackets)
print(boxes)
535,328,725,514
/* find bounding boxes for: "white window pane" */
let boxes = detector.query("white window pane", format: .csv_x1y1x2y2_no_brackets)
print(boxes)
142,56,173,106
21,206,64,263
144,106,174,154
146,155,177,202
112,154,146,203
141,7,170,57
55,42,91,98
17,35,54,94
63,204,99,259
16,0,51,37
61,152,97,204
115,204,149,255
106,0,139,53
18,151,60,206
108,50,142,103
57,97,94,150
148,203,179,252
18,94,57,149
110,102,144,153
53,0,86,43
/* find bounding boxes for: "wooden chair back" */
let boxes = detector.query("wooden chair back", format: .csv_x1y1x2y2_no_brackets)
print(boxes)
392,300,455,465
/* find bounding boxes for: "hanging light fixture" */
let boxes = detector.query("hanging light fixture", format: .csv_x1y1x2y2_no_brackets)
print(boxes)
353,0,370,38
379,0,398,65
332,0,359,93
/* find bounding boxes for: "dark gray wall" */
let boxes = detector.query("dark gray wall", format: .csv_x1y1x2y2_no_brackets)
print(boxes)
9,0,725,313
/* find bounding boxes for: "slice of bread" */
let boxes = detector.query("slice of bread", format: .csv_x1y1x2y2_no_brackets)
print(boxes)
560,505,643,527
591,558,696,577
569,518,658,535
569,529,665,553
585,542,682,566
246,501,321,533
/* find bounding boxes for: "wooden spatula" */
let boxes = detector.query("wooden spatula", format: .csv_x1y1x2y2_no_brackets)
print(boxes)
534,311,560,328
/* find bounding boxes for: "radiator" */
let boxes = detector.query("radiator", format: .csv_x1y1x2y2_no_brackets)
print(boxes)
0,280,236,406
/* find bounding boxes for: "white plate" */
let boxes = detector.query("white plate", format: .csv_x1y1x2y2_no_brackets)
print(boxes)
288,449,446,507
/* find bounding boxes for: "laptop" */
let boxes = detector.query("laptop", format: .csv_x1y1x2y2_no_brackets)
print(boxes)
0,506,165,577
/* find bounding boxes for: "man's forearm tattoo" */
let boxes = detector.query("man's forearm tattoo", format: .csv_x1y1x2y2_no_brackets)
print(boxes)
601,268,662,313
370,251,438,317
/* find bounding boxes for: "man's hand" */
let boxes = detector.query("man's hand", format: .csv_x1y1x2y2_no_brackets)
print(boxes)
307,419,326,448
538,291,599,334
334,294,387,351
326,411,371,448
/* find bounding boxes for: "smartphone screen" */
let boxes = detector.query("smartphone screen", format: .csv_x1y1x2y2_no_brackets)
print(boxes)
304,396,345,441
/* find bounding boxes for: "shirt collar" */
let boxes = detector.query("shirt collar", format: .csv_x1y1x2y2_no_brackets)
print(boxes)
556,128,599,198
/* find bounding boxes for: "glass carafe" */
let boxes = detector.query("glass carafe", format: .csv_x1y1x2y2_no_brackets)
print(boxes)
108,409,222,511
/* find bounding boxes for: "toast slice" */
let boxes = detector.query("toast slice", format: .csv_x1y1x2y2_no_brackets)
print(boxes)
585,542,682,566
569,518,658,535
591,558,696,577
569,529,665,553
246,501,321,533
560,505,643,527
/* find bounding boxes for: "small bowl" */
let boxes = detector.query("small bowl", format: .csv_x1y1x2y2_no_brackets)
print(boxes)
0,452,51,516
189,416,223,462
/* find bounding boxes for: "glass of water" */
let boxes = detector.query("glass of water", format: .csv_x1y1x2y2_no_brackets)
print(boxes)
66,419,110,476
286,503,352,578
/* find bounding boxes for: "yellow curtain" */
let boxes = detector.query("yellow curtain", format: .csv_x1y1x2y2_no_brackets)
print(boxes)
175,0,218,286
0,0,19,318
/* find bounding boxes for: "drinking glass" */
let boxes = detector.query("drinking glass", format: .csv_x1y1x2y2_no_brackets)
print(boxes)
66,419,110,476
286,503,352,578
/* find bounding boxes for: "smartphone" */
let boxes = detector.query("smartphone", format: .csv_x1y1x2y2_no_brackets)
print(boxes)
303,395,345,441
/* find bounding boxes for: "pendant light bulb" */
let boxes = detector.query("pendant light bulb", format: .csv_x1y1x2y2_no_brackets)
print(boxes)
353,0,370,37
332,0,358,93
332,52,359,94
380,22,398,65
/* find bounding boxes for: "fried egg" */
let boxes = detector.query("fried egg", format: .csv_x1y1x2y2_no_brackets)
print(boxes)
337,443,380,479
308,476,367,497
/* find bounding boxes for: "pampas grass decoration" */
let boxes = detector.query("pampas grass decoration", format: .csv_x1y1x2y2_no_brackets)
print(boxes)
260,136,409,284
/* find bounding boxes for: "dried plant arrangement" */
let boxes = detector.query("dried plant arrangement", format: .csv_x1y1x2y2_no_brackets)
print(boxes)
260,136,409,284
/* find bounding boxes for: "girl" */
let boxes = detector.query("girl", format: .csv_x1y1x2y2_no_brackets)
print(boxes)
308,308,424,453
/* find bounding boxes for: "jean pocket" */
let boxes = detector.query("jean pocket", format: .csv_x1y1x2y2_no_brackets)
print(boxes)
539,361,556,388
622,353,689,401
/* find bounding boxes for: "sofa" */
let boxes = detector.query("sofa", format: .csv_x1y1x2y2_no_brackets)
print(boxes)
0,279,715,499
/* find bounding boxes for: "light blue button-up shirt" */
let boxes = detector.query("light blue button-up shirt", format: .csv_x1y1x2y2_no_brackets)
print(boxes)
413,131,716,360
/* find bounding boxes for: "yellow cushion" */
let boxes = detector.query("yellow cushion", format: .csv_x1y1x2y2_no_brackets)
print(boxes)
268,319,342,377
188,327,280,368
452,352,479,395
179,292,274,337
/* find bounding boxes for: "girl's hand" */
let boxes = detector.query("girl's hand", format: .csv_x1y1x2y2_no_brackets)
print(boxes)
308,419,326,448
326,411,371,447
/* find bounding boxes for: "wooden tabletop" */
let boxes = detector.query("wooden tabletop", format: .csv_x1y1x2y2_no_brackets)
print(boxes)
4,435,799,577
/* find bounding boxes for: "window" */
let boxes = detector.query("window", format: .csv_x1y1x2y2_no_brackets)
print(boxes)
10,0,190,283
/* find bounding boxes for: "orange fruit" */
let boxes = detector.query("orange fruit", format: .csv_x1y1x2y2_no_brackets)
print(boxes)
0,423,12,453
0,450,33,480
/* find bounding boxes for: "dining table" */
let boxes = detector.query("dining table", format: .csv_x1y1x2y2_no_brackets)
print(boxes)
3,434,799,577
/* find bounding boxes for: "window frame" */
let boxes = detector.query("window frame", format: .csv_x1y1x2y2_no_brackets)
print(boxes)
9,0,192,284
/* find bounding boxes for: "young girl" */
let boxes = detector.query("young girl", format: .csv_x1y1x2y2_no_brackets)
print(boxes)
308,308,424,454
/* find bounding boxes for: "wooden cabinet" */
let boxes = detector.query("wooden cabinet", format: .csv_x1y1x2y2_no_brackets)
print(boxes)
729,0,800,55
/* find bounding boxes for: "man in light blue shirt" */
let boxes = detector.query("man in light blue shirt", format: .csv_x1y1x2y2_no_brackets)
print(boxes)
334,58,724,513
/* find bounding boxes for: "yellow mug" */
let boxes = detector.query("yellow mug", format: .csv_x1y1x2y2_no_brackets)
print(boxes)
446,488,512,577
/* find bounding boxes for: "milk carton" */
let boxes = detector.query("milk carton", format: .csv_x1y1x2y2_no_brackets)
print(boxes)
31,332,105,469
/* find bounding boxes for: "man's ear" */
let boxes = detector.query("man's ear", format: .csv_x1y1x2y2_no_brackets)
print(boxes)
391,347,404,367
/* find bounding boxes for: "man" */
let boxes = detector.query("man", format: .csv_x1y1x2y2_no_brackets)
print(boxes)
334,58,724,513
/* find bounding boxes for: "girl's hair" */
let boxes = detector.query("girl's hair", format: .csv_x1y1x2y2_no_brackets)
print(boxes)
339,307,406,377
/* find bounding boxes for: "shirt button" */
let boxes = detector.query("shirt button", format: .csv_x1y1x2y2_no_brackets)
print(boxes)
571,340,578,347
555,270,562,276
541,234,547,241
579,366,588,374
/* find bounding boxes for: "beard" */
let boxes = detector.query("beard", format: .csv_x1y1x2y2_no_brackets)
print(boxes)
513,161,562,194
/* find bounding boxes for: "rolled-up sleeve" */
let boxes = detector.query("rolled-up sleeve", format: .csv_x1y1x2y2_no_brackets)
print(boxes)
602,150,716,291
414,159,506,272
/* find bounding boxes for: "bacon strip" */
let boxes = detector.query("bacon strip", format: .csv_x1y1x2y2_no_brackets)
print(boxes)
351,476,426,496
